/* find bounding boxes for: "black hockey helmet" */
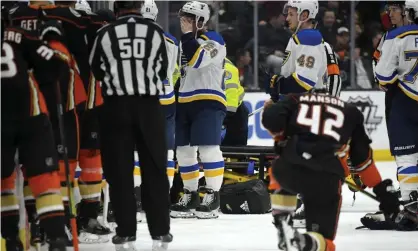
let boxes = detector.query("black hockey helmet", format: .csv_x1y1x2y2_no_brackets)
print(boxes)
96,8,116,23
113,0,143,15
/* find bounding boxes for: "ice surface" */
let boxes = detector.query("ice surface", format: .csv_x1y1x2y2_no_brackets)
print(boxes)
43,162,418,251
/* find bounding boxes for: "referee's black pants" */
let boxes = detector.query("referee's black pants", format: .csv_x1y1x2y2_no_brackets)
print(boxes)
98,95,170,238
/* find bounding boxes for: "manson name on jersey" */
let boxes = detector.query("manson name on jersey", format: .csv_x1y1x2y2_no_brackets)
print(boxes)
299,94,345,108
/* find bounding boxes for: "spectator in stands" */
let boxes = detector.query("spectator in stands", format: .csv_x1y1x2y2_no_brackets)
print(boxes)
335,27,350,60
235,48,254,90
257,6,291,74
318,9,339,47
334,27,350,88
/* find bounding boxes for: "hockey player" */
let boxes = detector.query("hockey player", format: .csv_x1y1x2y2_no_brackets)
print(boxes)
374,0,418,231
39,1,111,239
267,0,326,105
71,1,113,239
222,57,248,146
373,1,410,131
170,1,227,219
268,0,341,228
134,0,179,194
262,93,401,251
1,15,71,250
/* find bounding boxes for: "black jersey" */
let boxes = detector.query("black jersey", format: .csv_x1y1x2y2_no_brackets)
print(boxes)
1,27,67,120
262,93,373,178
10,4,91,88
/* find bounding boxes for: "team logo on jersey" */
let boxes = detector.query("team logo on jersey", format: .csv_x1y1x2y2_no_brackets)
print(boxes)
346,96,383,135
224,71,232,80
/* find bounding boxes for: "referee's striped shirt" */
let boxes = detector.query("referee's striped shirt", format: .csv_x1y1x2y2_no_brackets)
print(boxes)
89,13,168,97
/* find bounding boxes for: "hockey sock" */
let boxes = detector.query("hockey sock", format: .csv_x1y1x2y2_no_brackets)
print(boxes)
180,164,200,192
58,160,77,218
29,172,66,240
21,167,37,222
271,190,297,214
167,150,175,189
78,149,103,219
1,171,20,239
396,154,418,201
177,146,199,192
200,146,224,191
134,151,142,187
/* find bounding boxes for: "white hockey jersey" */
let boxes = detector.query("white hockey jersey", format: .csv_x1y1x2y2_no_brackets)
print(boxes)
376,24,418,101
159,32,178,106
178,31,227,107
281,29,327,91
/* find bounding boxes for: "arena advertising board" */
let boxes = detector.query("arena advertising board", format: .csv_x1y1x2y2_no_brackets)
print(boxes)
243,91,390,159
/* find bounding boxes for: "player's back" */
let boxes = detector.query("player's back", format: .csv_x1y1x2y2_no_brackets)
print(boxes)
41,6,90,87
1,27,55,120
8,4,46,31
264,93,364,177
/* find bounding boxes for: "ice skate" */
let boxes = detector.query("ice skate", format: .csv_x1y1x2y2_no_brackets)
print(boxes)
30,219,46,248
152,233,173,251
4,237,24,251
273,212,302,251
195,188,220,219
292,203,305,228
112,235,138,251
78,215,111,242
170,189,200,218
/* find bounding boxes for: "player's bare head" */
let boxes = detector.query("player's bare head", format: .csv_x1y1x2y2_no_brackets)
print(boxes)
54,1,76,7
386,1,406,27
178,1,210,33
283,0,318,32
113,0,144,17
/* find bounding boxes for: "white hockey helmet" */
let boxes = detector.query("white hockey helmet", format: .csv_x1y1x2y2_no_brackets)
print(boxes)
405,0,418,22
75,0,91,12
284,0,319,20
179,1,210,26
141,0,158,21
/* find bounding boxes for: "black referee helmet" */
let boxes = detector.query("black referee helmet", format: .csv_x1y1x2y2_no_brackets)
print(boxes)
113,0,143,15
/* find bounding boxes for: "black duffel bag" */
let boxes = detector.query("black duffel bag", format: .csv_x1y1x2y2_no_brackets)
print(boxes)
220,179,271,214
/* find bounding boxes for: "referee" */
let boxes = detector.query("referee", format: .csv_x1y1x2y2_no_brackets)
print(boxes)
89,1,171,250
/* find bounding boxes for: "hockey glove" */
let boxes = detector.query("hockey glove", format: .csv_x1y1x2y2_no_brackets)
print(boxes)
373,179,401,216
269,75,283,102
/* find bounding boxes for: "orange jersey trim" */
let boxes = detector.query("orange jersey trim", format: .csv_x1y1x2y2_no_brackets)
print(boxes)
327,64,340,75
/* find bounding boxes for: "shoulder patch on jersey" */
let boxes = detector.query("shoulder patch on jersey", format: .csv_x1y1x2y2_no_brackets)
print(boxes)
164,32,178,46
8,6,19,15
69,7,82,17
200,31,225,46
295,30,323,46
386,24,418,40
202,41,218,58
224,70,232,80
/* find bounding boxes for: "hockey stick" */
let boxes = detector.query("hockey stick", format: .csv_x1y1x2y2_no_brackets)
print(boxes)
248,107,264,117
344,177,418,224
54,80,79,251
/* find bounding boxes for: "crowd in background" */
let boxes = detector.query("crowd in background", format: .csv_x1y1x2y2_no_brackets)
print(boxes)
165,1,390,92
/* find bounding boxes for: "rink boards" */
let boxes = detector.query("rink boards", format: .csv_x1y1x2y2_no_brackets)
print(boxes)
244,91,392,161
